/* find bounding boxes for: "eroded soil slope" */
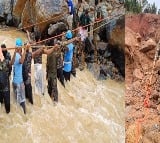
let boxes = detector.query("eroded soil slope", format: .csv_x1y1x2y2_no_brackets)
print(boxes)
125,14,160,143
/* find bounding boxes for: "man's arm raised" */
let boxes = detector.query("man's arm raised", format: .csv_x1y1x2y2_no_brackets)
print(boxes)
43,44,59,55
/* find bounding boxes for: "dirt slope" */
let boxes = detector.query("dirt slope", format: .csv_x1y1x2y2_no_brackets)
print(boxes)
125,14,160,143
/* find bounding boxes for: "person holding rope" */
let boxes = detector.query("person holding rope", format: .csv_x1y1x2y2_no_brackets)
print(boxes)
11,38,26,114
22,37,44,104
0,44,12,114
54,39,65,88
63,30,75,82
79,9,92,33
77,25,88,70
27,29,45,96
43,42,60,102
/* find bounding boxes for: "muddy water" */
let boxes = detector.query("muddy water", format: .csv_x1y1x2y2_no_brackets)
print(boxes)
0,28,125,143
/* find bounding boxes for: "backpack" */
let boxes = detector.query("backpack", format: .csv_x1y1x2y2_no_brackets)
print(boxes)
0,60,8,90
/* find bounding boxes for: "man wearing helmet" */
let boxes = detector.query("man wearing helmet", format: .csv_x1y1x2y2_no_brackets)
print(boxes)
63,30,74,81
11,38,27,114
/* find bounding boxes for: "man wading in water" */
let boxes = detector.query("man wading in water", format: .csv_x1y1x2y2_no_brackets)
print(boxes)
43,42,60,102
63,30,74,82
0,44,12,113
26,29,45,96
23,32,45,104
12,38,26,114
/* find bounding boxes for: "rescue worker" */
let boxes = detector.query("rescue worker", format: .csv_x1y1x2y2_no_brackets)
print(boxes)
77,26,88,70
43,42,60,102
22,43,33,104
65,0,74,29
57,51,65,87
22,40,44,104
1,44,12,76
54,39,65,87
0,44,12,113
72,0,82,29
63,30,74,81
27,30,45,96
79,9,92,32
11,38,26,114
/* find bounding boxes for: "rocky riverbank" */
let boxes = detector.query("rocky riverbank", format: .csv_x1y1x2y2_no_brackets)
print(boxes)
0,0,125,81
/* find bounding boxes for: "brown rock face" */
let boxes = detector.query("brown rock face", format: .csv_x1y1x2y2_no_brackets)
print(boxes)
13,0,28,19
126,14,160,43
12,0,68,32
108,15,125,49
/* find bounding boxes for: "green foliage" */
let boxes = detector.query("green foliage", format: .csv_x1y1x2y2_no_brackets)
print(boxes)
125,0,158,14
125,0,142,13
144,2,157,14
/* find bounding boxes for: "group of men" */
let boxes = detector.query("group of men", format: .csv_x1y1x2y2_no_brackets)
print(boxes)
0,0,98,114
0,29,78,114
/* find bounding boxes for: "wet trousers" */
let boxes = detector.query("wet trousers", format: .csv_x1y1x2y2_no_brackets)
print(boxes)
57,67,65,87
63,71,71,82
48,77,58,102
0,90,10,113
24,83,33,104
13,82,26,114
34,64,44,95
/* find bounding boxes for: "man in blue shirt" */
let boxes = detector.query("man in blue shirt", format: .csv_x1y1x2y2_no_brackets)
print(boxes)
63,30,74,81
11,38,26,114
65,0,74,15
65,0,74,29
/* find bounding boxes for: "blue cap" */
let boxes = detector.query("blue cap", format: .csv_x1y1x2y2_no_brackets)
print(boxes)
65,30,72,39
16,38,23,47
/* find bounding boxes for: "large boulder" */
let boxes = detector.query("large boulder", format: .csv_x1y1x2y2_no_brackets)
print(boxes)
0,0,13,22
48,22,67,35
140,38,156,53
0,0,69,31
20,0,68,32
0,1,4,21
109,15,125,50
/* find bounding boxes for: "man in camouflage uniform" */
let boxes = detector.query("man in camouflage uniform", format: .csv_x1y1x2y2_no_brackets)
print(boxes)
0,44,11,113
56,49,65,87
1,44,12,76
23,44,44,104
26,30,45,96
24,31,46,103
43,43,59,102
22,43,33,105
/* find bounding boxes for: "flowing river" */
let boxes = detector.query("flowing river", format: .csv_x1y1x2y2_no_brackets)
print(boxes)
0,28,125,143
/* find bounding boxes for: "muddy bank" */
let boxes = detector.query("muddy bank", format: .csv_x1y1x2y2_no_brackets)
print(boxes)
125,14,160,143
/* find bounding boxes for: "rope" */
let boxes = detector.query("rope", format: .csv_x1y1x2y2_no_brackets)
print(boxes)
135,41,160,143
0,7,97,32
30,13,124,46
2,13,124,50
